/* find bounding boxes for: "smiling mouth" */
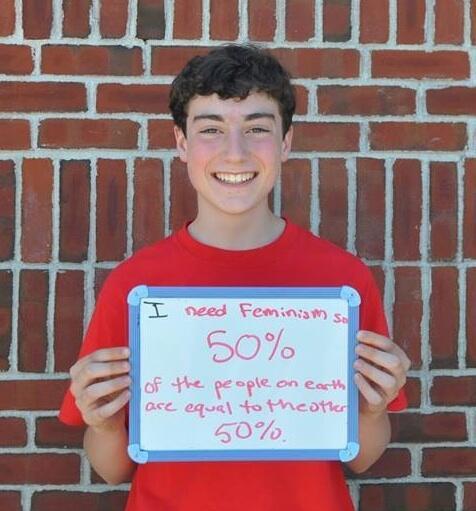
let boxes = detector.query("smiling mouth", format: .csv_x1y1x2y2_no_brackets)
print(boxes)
213,172,257,184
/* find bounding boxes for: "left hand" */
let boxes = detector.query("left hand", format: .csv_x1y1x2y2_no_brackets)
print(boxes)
354,330,411,416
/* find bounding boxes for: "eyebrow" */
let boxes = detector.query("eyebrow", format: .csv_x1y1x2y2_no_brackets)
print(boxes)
192,112,276,123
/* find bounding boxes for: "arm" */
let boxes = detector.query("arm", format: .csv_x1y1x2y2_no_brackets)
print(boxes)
84,422,135,485
69,347,136,484
346,331,410,474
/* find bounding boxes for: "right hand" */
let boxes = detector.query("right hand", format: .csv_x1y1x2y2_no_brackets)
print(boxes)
69,347,131,432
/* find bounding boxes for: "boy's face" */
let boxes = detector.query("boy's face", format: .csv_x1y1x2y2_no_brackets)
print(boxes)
174,91,293,221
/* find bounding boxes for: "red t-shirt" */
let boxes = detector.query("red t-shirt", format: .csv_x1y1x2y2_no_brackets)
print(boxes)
60,220,406,511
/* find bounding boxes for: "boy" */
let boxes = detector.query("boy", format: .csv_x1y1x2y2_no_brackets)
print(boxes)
60,45,410,510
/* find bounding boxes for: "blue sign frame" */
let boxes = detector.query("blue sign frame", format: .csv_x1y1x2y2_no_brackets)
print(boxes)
127,286,360,464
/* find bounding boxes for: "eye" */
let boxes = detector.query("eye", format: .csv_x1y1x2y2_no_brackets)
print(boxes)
200,127,220,134
248,127,270,134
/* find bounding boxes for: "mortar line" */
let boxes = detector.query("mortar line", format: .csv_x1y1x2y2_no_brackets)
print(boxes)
384,158,395,333
163,156,171,236
126,157,135,258
346,157,357,254
420,160,431,409
457,158,467,369
202,0,211,41
310,157,319,235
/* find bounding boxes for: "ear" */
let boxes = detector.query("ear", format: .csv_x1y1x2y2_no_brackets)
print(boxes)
281,125,293,162
174,125,188,163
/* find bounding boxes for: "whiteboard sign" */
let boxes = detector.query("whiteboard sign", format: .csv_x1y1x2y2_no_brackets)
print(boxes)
127,286,360,463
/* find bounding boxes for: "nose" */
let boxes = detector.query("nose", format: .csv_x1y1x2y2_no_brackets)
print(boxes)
224,130,247,162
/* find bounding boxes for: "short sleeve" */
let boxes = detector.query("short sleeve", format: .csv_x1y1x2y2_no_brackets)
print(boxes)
58,274,128,426
360,269,407,412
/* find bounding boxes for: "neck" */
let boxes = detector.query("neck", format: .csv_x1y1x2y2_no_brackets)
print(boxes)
188,206,285,250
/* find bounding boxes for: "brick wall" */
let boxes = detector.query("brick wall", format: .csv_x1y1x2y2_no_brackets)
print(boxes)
0,1,475,510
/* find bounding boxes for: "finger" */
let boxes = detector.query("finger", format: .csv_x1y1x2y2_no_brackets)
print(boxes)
354,358,397,399
70,347,129,378
356,343,404,376
71,359,130,397
354,373,385,408
85,389,130,426
76,375,131,410
356,331,394,351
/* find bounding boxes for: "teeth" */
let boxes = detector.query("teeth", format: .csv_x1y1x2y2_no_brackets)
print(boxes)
214,172,256,184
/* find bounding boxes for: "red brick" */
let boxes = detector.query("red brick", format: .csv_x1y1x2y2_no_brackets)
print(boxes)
473,0,476,44
35,417,84,448
323,0,351,42
42,45,143,75
0,82,87,113
372,51,469,80
21,159,53,263
96,159,127,261
360,0,389,43
369,266,385,299
393,268,422,369
392,160,421,260
0,0,15,36
356,158,385,260
464,482,476,511
0,453,79,484
423,448,476,476
148,119,176,149
170,158,197,232
39,119,139,149
294,85,308,115
405,376,421,408
355,448,411,479
100,0,129,38
0,271,13,371
435,0,464,44
0,492,21,511
59,160,90,262
281,159,311,230
249,0,276,41
293,123,359,152
97,84,169,114
428,87,476,115
95,268,112,299
430,162,457,260
54,271,84,372
397,0,425,44
318,159,347,249
464,160,476,257
173,0,202,38
431,376,476,405
137,0,165,39
0,380,69,410
0,45,33,74
155,47,359,79
210,0,238,40
360,483,456,511
23,0,52,38
468,269,476,367
63,0,91,37
0,161,15,261
31,491,128,511
273,48,360,79
0,120,30,150
18,270,48,372
370,122,466,151
318,86,416,116
151,46,213,75
286,0,314,41
390,412,467,443
0,418,27,447
133,159,164,251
